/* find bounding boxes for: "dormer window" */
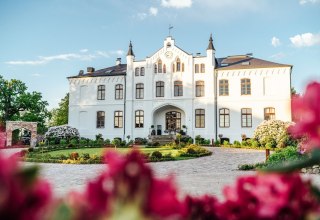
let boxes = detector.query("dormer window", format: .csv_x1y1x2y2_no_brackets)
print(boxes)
167,42,171,48
158,60,162,73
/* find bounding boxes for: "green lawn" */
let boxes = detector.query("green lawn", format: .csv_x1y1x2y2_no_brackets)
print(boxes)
45,147,181,157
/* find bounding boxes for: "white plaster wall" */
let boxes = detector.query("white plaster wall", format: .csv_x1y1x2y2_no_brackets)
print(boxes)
217,67,292,142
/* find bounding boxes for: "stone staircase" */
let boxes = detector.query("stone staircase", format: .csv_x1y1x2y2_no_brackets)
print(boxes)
149,135,175,145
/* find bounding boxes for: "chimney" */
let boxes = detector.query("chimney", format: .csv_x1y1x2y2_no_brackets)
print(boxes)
87,67,95,73
79,70,84,76
116,58,121,65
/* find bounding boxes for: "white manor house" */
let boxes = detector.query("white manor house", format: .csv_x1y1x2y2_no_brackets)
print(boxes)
68,35,292,142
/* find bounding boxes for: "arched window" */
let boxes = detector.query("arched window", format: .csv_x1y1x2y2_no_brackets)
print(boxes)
200,63,205,73
158,60,162,73
97,85,105,100
264,107,275,120
154,64,157,74
135,110,144,128
241,78,251,95
182,63,185,72
115,84,123,100
195,64,199,73
219,108,230,128
241,108,252,127
219,79,229,96
163,64,166,73
96,111,105,128
195,109,205,128
174,81,183,96
196,81,205,97
136,83,144,99
156,81,165,97
135,67,139,76
140,67,145,76
176,58,181,72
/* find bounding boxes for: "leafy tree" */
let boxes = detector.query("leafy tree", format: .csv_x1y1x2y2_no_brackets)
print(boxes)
0,75,50,133
49,93,69,126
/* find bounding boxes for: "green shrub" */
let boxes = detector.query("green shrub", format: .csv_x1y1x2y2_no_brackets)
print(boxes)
251,140,259,148
70,139,78,146
214,140,220,146
233,141,241,147
81,153,90,160
88,140,95,147
241,140,248,147
179,144,212,157
58,154,68,160
104,139,111,145
151,151,163,159
223,140,229,146
267,146,302,165
60,139,67,145
79,139,88,146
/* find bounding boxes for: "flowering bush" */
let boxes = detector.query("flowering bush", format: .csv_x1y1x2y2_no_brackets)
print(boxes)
44,125,80,142
253,120,295,148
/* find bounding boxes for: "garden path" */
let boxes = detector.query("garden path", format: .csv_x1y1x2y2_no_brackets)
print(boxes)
2,147,320,199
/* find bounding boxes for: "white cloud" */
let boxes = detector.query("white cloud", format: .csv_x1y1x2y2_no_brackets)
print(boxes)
270,52,286,60
271,37,281,47
149,7,158,16
299,0,320,5
5,50,123,66
161,0,192,8
80,49,88,53
290,33,320,47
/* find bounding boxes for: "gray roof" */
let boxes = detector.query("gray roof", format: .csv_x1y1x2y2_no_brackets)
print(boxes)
216,55,292,70
68,64,127,79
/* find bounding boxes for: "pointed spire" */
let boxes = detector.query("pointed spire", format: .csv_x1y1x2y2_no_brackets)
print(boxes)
207,33,215,50
127,41,135,56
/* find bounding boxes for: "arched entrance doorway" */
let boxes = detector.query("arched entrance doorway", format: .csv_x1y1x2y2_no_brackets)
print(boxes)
6,121,37,147
152,104,185,135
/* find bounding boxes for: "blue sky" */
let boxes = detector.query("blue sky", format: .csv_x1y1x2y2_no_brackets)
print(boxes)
0,0,319,109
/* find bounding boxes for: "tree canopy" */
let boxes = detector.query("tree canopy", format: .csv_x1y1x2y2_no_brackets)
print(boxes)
49,93,69,126
0,75,50,133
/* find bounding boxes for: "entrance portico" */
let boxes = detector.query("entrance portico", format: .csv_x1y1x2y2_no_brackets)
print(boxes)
152,104,186,135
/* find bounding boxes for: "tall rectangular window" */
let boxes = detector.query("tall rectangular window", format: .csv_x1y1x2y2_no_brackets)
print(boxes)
115,84,123,100
135,110,144,128
114,111,123,128
241,78,251,95
195,64,199,73
264,107,275,120
136,83,144,99
140,67,145,76
219,108,230,128
135,68,139,76
196,81,205,97
97,85,105,100
156,81,165,97
195,109,205,128
241,108,252,127
200,63,205,73
219,79,229,96
96,111,105,128
174,81,183,97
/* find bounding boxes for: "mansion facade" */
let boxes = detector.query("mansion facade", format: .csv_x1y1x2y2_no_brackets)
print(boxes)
68,35,292,142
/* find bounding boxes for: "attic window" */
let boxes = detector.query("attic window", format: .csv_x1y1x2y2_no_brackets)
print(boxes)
221,63,229,67
105,70,112,74
241,61,250,66
166,42,171,48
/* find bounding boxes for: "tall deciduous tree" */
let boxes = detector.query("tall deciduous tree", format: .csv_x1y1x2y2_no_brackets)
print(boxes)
0,75,50,133
49,93,69,126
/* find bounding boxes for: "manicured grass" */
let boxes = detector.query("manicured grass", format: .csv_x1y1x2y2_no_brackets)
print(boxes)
44,147,181,157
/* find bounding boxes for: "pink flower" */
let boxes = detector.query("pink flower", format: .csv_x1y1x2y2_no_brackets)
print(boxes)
185,195,219,220
290,81,320,149
219,173,318,219
0,153,52,220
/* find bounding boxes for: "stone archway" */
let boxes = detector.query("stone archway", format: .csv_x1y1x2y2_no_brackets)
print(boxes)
6,121,37,147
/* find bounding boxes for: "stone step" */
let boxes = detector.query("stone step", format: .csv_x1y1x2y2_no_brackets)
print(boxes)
149,135,175,145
